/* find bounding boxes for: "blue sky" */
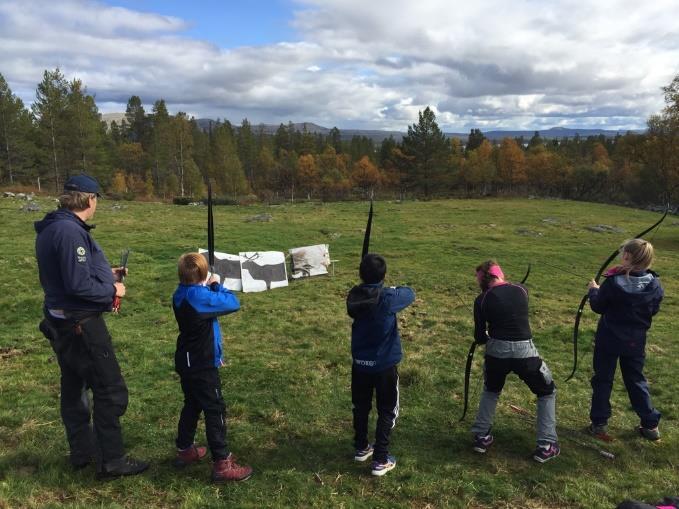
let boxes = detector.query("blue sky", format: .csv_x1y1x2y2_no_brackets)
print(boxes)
102,0,298,48
1,0,678,132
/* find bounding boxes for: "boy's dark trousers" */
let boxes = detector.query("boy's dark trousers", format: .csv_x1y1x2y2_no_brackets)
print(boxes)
42,313,129,465
352,364,399,463
590,347,661,428
176,368,229,460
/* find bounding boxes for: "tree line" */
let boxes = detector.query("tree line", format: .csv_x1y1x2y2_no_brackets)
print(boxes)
1,68,678,205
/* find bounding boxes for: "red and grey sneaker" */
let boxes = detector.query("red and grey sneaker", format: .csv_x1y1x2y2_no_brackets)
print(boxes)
370,455,396,476
354,444,374,462
473,434,494,454
533,443,560,463
638,425,660,441
174,444,207,467
212,453,253,482
587,423,614,442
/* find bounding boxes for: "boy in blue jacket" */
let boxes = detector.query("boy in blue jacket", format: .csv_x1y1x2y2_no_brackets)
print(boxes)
172,253,252,482
346,253,415,476
587,238,664,441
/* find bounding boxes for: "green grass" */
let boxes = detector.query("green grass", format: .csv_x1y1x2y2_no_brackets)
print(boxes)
0,196,677,508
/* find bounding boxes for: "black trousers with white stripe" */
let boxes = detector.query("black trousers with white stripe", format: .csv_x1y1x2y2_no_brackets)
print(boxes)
352,364,399,463
176,368,229,460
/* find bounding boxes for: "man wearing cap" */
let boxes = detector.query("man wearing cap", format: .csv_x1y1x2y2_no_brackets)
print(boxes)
35,173,148,479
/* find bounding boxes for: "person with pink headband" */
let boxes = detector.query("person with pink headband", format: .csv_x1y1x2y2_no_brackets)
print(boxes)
469,260,560,463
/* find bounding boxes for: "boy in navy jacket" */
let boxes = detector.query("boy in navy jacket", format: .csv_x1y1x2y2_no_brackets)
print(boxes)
172,253,252,482
587,238,664,440
346,253,415,476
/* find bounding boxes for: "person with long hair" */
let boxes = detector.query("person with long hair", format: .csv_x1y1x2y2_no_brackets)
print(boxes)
470,260,560,463
588,238,664,441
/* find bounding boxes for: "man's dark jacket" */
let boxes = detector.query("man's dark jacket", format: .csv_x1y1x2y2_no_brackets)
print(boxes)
35,209,115,312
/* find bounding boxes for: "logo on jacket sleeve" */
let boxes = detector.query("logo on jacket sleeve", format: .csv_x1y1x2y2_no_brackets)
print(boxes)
76,246,87,262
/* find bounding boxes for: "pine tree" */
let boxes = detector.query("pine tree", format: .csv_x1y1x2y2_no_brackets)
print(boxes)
149,99,173,195
65,79,108,182
466,128,486,153
401,106,449,197
237,118,257,190
171,112,194,197
211,122,248,197
124,95,148,145
32,68,70,191
0,73,35,185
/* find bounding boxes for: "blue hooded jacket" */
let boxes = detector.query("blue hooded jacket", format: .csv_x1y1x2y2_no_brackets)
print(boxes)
34,208,116,312
589,270,663,356
172,282,240,375
347,282,415,373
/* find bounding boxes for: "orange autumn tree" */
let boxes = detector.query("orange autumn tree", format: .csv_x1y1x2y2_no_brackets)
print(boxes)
297,153,319,200
462,139,495,193
497,138,527,189
110,171,127,194
351,155,381,195
592,142,612,170
317,146,351,200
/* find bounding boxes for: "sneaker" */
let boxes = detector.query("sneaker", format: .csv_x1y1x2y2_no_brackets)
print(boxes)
174,444,208,467
97,456,149,480
638,425,660,441
587,423,613,442
533,443,560,463
371,455,396,476
472,434,494,454
212,453,253,482
354,444,374,462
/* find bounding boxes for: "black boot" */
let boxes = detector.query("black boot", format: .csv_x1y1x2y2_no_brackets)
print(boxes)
97,456,149,480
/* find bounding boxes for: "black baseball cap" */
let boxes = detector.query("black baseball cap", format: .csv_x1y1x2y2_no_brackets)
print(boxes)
63,174,102,196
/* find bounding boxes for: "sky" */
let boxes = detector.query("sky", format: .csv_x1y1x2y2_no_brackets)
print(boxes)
1,0,678,132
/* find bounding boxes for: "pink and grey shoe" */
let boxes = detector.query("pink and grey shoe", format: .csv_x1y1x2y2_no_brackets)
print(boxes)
533,443,560,463
473,434,494,454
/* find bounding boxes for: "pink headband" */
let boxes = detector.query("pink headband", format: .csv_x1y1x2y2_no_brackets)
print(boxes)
476,264,505,284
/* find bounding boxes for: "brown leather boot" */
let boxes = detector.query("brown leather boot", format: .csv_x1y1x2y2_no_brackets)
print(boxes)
174,444,208,467
211,453,253,482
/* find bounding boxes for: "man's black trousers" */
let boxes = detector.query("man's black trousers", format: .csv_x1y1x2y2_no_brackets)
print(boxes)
176,368,229,460
352,364,399,463
43,313,128,465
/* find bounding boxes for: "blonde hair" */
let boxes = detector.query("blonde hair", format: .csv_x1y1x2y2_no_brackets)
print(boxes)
58,191,96,211
621,238,654,272
178,253,208,284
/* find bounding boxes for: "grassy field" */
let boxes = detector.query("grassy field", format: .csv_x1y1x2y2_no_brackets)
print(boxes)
0,195,677,509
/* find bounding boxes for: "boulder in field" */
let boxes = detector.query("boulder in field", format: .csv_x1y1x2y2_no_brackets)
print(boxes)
586,224,624,234
245,213,273,223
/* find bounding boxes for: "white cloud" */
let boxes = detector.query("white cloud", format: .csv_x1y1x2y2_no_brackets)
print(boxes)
1,0,678,131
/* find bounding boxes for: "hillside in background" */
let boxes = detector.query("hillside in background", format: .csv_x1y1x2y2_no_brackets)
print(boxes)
102,113,639,143
191,119,643,142
101,112,126,125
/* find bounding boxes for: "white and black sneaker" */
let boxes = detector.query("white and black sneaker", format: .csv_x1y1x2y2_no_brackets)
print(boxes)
354,444,374,462
371,455,396,476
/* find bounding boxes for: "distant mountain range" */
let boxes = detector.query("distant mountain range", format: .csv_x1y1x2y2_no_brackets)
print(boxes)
193,120,644,143
102,113,642,144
